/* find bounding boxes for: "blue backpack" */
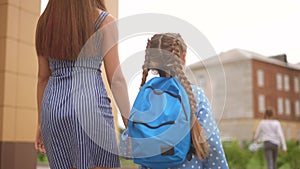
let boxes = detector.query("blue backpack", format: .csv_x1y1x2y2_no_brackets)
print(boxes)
128,77,191,168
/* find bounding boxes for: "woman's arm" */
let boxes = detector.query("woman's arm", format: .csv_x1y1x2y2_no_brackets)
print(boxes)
101,15,130,128
276,121,287,152
254,122,262,142
37,56,51,124
36,56,51,153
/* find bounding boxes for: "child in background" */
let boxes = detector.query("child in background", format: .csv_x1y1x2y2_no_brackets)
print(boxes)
254,109,287,169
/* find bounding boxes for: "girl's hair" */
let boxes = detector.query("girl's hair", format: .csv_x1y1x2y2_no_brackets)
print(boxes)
140,33,209,160
36,0,106,60
264,108,274,119
95,0,107,11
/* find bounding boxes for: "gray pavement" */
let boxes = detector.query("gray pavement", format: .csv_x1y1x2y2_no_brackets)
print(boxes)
37,165,50,169
37,164,137,169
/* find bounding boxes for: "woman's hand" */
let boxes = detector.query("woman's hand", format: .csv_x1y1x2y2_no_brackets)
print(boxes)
35,125,46,154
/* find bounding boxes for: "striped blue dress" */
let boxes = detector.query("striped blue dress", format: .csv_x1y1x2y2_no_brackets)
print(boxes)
41,12,121,169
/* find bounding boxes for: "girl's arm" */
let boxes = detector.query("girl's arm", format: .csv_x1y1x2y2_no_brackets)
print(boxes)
193,86,229,169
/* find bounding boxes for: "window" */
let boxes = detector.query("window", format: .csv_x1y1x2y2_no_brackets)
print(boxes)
294,77,299,93
284,75,290,91
276,73,282,90
199,75,206,88
257,69,264,87
258,95,265,113
295,100,300,117
285,99,291,115
277,97,283,115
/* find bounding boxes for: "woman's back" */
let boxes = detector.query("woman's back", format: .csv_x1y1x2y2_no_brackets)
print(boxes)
257,119,281,144
40,11,122,169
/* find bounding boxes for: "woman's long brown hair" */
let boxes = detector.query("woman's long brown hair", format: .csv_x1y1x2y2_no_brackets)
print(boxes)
36,0,106,60
140,33,209,160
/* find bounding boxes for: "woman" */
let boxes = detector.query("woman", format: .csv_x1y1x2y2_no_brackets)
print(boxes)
137,33,229,169
35,0,130,169
254,109,287,169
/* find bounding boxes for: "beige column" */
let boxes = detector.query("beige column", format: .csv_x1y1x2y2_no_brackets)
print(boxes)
106,0,119,17
0,0,41,169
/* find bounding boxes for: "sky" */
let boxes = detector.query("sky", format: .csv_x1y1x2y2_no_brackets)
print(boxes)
40,0,300,64
118,0,300,65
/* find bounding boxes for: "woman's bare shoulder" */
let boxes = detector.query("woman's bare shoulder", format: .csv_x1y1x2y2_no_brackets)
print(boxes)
102,12,116,25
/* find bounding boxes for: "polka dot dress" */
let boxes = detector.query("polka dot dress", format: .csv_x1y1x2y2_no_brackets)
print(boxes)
139,86,229,169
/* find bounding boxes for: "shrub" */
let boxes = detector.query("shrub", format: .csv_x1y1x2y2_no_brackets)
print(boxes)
37,152,48,163
250,147,265,169
278,140,300,169
222,139,300,169
223,140,253,169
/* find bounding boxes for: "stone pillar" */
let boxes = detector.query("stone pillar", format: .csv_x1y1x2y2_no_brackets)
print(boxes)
106,0,119,17
0,0,41,169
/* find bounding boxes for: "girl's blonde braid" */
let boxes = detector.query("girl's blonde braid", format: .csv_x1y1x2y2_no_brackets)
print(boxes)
141,33,209,159
140,39,152,88
141,34,166,87
170,37,209,160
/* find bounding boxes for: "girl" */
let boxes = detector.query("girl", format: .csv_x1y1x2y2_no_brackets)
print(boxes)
138,33,229,169
35,0,130,168
254,109,287,169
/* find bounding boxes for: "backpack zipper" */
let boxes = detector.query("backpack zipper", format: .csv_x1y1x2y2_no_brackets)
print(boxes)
132,121,175,129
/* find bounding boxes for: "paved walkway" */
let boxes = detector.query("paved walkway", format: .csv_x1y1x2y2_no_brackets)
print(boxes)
37,164,137,169
37,166,49,169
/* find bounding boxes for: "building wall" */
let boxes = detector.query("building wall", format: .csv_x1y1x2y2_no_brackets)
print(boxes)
252,59,300,140
219,118,258,141
252,59,299,120
0,0,41,168
190,52,300,141
221,60,253,119
0,0,119,169
106,0,118,17
191,66,223,122
190,59,253,120
190,58,254,140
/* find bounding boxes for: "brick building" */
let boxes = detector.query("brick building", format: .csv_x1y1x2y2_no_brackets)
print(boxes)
189,48,300,141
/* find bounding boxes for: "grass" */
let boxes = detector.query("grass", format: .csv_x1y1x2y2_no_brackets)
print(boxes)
246,156,291,169
120,157,137,167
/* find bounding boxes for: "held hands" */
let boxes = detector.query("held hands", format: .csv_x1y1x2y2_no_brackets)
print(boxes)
35,125,46,154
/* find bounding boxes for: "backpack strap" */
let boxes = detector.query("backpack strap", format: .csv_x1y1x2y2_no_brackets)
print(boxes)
94,11,109,31
187,143,195,161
